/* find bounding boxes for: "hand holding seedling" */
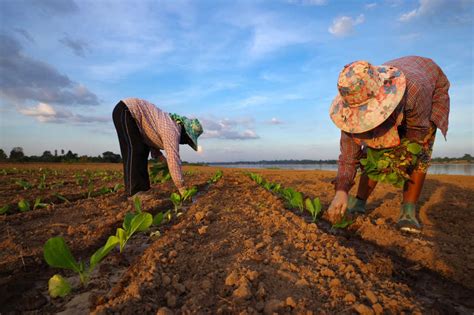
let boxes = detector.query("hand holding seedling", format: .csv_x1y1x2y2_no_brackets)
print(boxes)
327,190,348,224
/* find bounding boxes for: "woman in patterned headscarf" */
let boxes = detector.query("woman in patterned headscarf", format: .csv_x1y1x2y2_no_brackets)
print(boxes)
112,98,203,200
327,56,450,233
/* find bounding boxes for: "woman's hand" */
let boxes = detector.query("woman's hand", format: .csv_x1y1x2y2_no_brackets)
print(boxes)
327,190,348,223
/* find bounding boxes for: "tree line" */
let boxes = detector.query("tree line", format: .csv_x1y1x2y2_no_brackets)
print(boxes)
0,147,122,163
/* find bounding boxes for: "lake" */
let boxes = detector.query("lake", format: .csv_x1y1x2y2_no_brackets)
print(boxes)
211,163,474,176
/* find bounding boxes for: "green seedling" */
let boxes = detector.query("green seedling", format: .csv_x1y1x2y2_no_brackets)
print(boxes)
0,169,7,175
48,274,71,298
332,216,354,229
305,197,322,222
18,199,30,212
33,197,48,210
87,182,94,198
150,163,171,184
112,183,124,193
170,187,198,213
54,193,70,203
0,205,9,214
38,174,47,190
44,235,119,289
133,195,142,213
114,212,153,252
16,179,33,190
74,173,84,186
99,186,112,195
249,173,263,185
280,188,304,211
207,170,223,184
152,212,164,226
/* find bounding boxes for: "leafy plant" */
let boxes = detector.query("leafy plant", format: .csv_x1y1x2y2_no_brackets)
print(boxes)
38,174,47,190
16,179,33,190
18,199,30,212
54,193,70,203
360,140,423,188
170,187,197,212
150,163,171,184
332,216,354,229
0,205,9,215
305,197,322,222
48,274,71,298
44,235,119,287
33,197,48,210
249,173,263,185
114,212,153,252
87,182,94,198
280,188,304,211
112,183,124,193
207,170,223,184
152,212,164,226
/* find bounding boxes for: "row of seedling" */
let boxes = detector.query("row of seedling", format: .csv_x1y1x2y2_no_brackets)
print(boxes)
246,172,352,228
0,183,124,215
43,171,222,298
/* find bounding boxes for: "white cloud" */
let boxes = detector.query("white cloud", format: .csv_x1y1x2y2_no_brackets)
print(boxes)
19,102,108,124
287,0,327,5
328,14,365,37
268,117,284,125
399,0,446,22
200,117,259,140
238,95,269,109
365,3,377,9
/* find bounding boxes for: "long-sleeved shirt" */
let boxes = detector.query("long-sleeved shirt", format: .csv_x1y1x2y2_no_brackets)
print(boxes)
335,56,450,192
122,98,184,190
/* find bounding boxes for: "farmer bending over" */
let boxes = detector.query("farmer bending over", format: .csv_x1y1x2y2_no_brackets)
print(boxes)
112,98,203,199
327,56,450,233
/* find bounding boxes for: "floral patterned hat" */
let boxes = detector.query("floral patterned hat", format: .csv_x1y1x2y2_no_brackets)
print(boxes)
329,60,406,134
169,113,203,151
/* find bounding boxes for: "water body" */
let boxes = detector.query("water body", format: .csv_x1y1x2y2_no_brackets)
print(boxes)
212,163,474,176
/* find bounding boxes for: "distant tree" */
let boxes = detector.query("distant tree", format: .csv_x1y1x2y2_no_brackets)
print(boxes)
41,151,54,161
0,149,7,161
54,150,58,156
64,150,78,161
102,151,121,163
462,154,473,161
61,149,65,155
9,147,24,160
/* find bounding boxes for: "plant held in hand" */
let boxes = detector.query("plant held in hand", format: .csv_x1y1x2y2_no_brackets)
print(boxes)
360,140,423,187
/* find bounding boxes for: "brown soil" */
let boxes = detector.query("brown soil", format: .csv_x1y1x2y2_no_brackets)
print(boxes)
0,164,473,314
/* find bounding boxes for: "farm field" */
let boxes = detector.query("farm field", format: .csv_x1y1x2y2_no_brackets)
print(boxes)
0,163,473,314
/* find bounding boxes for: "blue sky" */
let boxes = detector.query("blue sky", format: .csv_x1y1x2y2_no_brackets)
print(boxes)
0,0,472,162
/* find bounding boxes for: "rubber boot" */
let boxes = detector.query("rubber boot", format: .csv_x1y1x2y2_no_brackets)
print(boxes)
347,195,366,214
396,203,421,234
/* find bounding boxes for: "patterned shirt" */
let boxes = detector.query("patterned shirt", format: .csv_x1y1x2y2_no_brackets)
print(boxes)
335,56,450,192
122,98,184,190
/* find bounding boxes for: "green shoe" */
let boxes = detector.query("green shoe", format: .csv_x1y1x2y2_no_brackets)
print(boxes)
396,203,421,234
347,195,366,214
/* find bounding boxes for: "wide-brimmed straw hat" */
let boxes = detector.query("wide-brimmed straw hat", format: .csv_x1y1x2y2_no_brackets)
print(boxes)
169,113,203,151
329,60,406,134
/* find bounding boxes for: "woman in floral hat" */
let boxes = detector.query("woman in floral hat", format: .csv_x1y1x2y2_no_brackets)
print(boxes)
327,56,450,233
112,98,203,199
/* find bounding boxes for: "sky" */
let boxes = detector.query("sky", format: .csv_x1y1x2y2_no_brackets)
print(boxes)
0,0,473,162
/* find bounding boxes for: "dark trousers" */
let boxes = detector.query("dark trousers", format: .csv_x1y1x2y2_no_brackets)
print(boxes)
112,101,150,196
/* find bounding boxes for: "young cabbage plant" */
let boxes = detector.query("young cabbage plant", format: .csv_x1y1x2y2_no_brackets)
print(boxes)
305,197,322,222
170,186,198,213
54,193,70,203
48,274,71,298
112,183,124,193
33,197,48,210
150,163,171,184
0,205,9,215
18,199,30,212
207,170,223,184
280,188,304,211
152,212,164,226
44,235,119,292
38,174,47,190
87,182,94,198
16,179,33,190
332,216,354,229
114,211,153,252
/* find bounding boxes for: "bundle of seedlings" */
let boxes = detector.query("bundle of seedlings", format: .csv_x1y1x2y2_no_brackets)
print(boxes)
360,139,423,187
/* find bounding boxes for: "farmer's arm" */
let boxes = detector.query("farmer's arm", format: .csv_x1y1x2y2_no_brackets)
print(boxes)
150,147,167,164
430,67,450,139
327,131,362,223
334,131,361,192
162,127,185,194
